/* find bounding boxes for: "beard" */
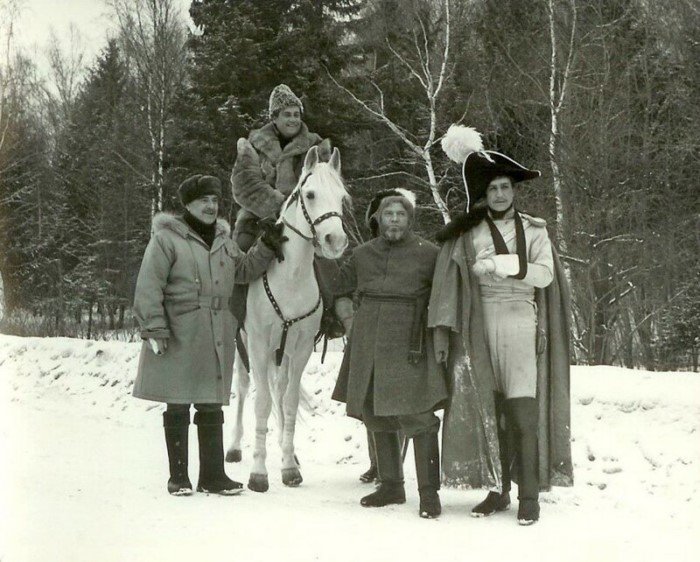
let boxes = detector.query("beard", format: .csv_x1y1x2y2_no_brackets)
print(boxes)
380,224,408,242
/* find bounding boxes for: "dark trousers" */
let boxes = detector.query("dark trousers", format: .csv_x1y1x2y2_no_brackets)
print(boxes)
361,381,440,438
166,403,222,414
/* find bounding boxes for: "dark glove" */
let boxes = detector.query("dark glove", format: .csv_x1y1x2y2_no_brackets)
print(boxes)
259,219,288,262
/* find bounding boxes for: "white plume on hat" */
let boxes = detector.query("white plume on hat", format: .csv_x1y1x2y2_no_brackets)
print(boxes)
441,124,484,163
393,188,417,207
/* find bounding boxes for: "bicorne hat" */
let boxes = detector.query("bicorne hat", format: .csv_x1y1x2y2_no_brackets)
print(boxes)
441,124,540,212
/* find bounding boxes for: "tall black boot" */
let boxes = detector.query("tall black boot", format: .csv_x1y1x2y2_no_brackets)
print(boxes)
359,428,378,483
472,392,512,517
360,431,406,507
413,431,441,518
509,397,540,525
163,410,193,496
194,410,244,495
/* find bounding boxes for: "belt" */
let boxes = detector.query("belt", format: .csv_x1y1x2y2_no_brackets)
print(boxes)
359,291,428,364
197,295,231,310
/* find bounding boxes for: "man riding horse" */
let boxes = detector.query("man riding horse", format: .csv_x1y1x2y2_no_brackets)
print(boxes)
231,84,352,332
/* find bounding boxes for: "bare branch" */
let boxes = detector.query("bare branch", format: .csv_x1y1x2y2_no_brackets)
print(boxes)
325,68,423,156
386,39,428,90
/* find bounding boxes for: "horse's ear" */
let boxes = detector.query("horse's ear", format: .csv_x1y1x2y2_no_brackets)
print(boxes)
303,146,319,172
329,147,341,174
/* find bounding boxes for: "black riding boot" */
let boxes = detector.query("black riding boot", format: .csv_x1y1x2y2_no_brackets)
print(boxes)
413,431,441,518
509,397,540,525
359,428,378,483
472,393,512,517
163,410,193,496
360,431,406,507
194,410,244,495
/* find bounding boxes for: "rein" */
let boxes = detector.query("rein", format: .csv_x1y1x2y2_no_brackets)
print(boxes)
265,171,340,366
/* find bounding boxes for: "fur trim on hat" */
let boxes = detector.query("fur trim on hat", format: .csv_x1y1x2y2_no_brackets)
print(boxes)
178,175,222,206
441,124,484,163
365,188,417,237
269,84,303,117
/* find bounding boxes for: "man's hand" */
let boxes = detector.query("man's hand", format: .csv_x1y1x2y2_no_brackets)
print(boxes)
472,248,496,277
472,258,495,277
433,327,450,364
149,338,168,356
259,219,289,262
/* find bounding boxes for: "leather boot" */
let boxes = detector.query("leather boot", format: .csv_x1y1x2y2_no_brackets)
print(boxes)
360,431,406,507
163,410,193,496
472,392,511,516
194,410,244,495
413,431,441,518
509,397,540,525
359,429,378,483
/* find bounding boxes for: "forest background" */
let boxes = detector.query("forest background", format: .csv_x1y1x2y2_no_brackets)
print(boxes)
0,0,697,371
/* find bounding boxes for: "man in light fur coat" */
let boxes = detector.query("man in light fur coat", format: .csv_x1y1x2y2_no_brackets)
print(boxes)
231,84,331,250
230,83,353,333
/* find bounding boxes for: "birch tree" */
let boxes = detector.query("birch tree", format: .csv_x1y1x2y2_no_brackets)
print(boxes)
107,0,187,214
329,0,454,224
547,0,576,255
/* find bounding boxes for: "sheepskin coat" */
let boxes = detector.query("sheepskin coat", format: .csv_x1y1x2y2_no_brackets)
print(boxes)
132,212,274,404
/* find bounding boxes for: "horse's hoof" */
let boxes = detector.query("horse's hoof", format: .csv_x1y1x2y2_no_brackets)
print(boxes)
282,467,303,487
248,473,269,493
226,449,242,463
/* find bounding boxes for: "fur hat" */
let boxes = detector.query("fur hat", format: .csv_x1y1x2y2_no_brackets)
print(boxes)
441,124,540,212
365,188,417,237
269,84,303,117
178,175,222,206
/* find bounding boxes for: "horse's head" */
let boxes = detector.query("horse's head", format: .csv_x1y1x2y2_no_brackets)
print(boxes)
280,145,349,259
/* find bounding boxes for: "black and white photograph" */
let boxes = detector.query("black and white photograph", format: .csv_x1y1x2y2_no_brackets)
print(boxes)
0,0,698,560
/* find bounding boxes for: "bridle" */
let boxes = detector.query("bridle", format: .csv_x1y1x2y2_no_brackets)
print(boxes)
264,170,344,366
281,172,343,248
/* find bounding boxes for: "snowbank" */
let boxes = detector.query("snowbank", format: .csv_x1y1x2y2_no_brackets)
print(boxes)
1,335,698,562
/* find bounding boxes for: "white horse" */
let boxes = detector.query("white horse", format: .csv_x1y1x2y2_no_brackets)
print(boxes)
227,144,349,492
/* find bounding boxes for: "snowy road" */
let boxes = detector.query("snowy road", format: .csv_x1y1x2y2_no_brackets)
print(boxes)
1,336,698,562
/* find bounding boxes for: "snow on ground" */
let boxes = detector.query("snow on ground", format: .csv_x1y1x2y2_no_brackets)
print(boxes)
0,334,698,562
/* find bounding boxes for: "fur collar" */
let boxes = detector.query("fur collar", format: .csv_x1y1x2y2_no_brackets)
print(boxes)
152,212,231,239
435,209,546,243
435,209,487,242
248,122,322,160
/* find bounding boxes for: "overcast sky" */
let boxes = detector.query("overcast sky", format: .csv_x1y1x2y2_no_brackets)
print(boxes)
13,0,191,76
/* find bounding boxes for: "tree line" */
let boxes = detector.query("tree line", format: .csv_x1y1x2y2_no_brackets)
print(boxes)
0,0,697,370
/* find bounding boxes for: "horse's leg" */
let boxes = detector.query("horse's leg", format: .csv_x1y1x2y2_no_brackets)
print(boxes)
280,336,314,487
226,350,249,463
247,345,273,493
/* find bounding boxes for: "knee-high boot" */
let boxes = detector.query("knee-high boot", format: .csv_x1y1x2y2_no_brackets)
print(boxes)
413,431,441,518
509,397,540,525
472,392,511,516
360,431,406,507
163,410,193,496
359,428,378,483
194,410,244,495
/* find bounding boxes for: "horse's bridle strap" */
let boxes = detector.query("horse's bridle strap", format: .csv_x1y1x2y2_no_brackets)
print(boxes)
263,272,321,366
284,172,343,246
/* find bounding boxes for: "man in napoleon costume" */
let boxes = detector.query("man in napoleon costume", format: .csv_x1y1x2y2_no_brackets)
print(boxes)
428,125,573,525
